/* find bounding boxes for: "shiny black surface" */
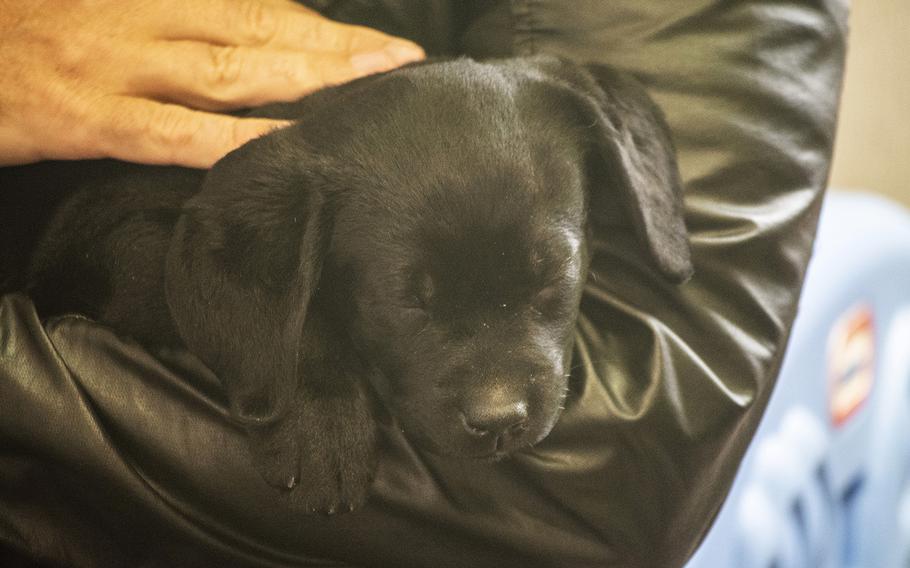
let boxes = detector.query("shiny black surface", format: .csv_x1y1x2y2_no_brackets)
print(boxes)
0,1,847,566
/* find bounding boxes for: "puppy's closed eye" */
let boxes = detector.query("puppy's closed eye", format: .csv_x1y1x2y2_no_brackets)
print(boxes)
401,273,434,310
531,281,582,321
415,273,435,307
531,285,563,318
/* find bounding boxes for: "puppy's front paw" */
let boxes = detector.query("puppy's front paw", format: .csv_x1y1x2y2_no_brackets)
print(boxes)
248,388,378,514
295,399,377,514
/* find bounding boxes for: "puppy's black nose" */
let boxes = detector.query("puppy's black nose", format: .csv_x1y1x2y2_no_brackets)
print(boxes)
461,401,529,439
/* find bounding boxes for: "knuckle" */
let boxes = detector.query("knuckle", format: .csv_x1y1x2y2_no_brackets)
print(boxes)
204,45,244,94
146,106,198,155
236,0,279,45
54,33,91,77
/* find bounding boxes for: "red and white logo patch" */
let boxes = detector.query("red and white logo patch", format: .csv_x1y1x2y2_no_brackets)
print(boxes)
827,304,876,427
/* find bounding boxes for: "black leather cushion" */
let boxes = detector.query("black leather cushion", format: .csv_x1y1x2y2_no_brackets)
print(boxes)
0,1,848,566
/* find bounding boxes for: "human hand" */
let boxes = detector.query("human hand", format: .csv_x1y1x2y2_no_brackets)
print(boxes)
0,0,424,168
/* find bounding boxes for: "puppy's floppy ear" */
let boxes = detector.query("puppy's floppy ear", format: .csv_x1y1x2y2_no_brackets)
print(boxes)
165,126,328,425
558,61,693,283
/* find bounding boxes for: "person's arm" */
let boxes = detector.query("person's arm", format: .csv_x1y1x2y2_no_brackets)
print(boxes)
460,2,848,564
0,0,423,169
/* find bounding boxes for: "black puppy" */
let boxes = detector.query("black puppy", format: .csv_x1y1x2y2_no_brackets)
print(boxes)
22,56,692,512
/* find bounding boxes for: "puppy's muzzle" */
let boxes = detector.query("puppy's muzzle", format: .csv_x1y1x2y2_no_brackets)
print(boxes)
455,383,540,457
460,399,530,451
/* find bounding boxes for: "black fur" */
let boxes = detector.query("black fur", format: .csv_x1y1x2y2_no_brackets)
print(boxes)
14,56,692,513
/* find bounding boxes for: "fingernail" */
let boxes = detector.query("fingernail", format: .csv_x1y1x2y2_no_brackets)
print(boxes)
384,42,425,65
350,51,395,75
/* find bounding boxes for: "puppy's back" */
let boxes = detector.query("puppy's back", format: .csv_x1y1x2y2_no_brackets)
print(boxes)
24,162,203,345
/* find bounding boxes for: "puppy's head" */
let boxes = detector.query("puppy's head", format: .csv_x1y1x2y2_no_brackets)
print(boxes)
165,57,691,463
325,58,691,458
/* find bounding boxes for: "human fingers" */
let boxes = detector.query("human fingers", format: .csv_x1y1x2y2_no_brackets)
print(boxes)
88,96,291,168
0,92,287,168
124,40,414,111
155,0,424,60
